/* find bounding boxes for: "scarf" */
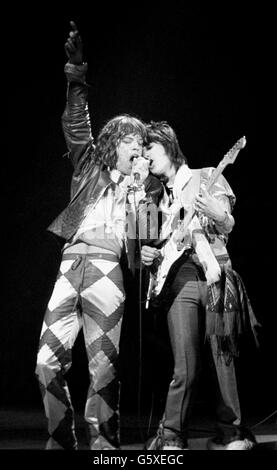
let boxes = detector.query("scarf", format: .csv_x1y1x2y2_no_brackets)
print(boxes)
206,260,261,364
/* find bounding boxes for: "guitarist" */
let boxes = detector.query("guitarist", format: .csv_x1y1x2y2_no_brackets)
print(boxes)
141,121,258,451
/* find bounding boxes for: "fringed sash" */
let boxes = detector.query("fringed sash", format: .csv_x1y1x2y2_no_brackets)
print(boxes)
206,258,261,364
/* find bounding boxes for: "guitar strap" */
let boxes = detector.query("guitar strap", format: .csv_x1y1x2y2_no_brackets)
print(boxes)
184,168,221,285
160,167,199,240
181,168,201,203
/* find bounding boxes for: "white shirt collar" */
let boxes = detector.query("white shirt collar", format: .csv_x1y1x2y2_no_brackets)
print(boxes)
172,164,192,199
109,169,123,183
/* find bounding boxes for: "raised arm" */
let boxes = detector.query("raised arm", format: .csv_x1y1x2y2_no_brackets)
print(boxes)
62,21,94,173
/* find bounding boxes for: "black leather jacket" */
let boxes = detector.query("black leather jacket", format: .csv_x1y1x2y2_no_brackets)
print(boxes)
47,63,162,266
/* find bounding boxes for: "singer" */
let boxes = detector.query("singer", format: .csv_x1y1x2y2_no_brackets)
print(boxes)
141,121,259,450
35,21,162,450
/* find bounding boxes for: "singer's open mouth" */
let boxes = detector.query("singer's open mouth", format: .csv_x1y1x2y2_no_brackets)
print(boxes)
130,155,139,162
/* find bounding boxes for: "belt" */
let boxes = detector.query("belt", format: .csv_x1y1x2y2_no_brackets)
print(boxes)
62,252,119,265
63,242,119,263
63,241,118,256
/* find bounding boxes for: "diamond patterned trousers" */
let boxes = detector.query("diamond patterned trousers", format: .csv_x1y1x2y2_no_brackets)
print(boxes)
35,251,125,450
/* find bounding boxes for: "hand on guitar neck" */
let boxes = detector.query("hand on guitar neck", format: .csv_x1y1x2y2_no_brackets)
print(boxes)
194,184,230,224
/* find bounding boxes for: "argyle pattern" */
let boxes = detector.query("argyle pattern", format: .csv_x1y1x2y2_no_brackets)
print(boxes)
36,253,125,450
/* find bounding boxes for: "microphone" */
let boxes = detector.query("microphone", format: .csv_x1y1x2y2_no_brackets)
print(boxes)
129,157,149,191
134,172,140,182
128,173,141,192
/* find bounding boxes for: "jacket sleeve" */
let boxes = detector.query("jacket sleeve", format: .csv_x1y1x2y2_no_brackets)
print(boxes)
211,173,235,234
200,168,236,235
62,62,95,174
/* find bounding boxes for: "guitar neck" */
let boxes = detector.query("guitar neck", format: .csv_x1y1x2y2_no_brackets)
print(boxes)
205,161,227,193
205,137,245,193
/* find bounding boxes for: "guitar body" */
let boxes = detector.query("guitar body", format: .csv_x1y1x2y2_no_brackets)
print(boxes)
151,211,194,298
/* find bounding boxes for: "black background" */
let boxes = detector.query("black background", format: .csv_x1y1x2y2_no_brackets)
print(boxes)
3,2,275,423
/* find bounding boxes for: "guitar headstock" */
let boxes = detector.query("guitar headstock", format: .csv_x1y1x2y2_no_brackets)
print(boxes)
222,136,246,166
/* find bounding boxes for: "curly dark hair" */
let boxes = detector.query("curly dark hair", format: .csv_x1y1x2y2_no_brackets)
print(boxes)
146,121,187,170
93,114,147,169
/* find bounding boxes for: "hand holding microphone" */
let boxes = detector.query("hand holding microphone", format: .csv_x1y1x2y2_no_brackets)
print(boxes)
127,157,149,205
130,156,150,189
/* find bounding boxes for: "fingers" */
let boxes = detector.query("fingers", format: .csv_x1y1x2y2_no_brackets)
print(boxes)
68,20,82,45
68,31,81,44
141,255,153,265
142,259,154,266
141,245,159,255
194,195,205,209
195,194,202,203
141,252,155,262
194,203,204,214
70,20,78,31
64,21,83,63
65,37,77,53
141,246,160,265
65,31,83,60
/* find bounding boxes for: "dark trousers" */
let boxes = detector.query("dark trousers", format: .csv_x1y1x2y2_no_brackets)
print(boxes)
162,260,243,443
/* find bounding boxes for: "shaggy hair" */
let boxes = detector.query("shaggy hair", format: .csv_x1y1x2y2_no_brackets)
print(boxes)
93,114,147,169
146,121,187,170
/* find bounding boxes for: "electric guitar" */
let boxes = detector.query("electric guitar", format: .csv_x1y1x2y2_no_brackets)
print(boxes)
146,136,247,307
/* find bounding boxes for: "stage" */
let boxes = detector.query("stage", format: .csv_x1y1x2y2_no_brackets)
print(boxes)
0,408,276,451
